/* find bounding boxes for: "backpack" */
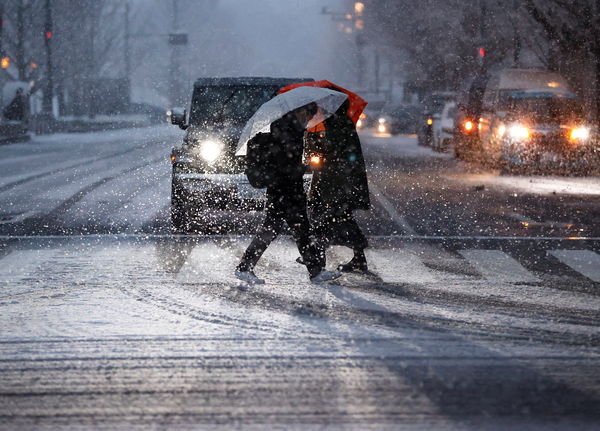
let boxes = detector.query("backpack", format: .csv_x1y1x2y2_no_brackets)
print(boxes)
244,132,277,188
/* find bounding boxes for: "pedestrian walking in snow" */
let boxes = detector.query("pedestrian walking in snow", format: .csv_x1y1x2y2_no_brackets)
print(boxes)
307,99,371,273
235,104,341,285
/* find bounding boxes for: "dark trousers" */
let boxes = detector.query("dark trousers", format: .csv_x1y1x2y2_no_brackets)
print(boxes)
237,187,324,277
310,204,368,251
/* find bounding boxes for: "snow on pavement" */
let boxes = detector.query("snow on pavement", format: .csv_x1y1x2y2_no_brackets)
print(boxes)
450,172,600,196
1,238,599,343
360,132,452,159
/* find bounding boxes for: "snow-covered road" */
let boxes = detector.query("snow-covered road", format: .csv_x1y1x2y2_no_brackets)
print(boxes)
1,127,599,429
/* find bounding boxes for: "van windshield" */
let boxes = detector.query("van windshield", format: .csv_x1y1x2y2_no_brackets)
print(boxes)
507,97,584,124
189,85,279,126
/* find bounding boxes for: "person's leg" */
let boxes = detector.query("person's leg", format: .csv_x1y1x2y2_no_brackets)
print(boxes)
337,210,369,272
237,205,284,272
284,195,324,277
309,203,333,255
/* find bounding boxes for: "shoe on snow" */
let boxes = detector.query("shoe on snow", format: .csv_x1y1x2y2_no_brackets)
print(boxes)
235,270,265,285
337,261,369,273
310,270,342,284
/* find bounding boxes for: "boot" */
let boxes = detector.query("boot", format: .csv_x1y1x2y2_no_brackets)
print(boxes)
337,249,368,273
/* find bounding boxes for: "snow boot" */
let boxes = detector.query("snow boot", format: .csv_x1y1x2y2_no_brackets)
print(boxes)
310,270,342,284
337,253,368,273
235,270,265,285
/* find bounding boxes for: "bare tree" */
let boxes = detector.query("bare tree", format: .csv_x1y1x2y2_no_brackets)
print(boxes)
522,0,600,119
0,0,44,85
363,0,516,95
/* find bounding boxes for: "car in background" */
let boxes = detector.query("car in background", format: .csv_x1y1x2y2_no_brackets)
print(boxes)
431,101,456,152
417,91,455,146
169,76,313,231
453,75,489,160
356,100,385,132
374,103,420,135
478,68,581,170
484,91,596,173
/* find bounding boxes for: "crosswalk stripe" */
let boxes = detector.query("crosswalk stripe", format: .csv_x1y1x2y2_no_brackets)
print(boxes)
548,250,600,283
459,249,540,284
366,248,439,284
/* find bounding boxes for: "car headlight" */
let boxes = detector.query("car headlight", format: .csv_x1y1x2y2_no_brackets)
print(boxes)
497,124,506,137
378,117,386,124
377,123,387,133
198,139,224,162
508,124,530,140
569,126,590,141
356,119,363,128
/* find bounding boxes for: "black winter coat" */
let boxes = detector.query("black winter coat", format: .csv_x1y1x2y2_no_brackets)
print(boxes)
308,110,370,211
268,113,306,190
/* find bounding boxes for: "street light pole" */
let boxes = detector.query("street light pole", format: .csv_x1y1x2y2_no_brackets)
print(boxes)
170,0,180,107
42,0,54,118
125,1,131,84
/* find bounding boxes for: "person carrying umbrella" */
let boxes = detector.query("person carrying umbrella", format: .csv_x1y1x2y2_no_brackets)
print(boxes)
235,88,347,285
308,99,371,272
279,81,371,273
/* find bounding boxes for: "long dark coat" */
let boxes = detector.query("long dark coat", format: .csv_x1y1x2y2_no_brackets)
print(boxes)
308,107,370,211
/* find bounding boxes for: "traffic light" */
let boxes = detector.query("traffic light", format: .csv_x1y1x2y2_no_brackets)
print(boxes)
45,31,52,40
479,47,486,58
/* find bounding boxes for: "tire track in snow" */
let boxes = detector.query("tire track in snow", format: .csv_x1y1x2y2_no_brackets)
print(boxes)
0,138,162,194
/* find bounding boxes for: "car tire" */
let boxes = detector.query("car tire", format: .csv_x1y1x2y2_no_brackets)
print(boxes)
171,181,191,232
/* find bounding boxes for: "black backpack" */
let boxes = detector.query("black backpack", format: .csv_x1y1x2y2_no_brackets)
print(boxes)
245,132,277,188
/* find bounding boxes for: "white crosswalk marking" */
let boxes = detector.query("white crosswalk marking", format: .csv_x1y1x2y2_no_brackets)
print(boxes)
366,248,439,284
459,249,540,284
548,250,600,283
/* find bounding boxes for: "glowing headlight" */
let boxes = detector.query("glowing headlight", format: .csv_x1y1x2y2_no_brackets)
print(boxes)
378,117,386,124
569,126,590,141
199,140,223,162
497,124,506,137
508,124,530,140
377,123,387,133
356,119,363,128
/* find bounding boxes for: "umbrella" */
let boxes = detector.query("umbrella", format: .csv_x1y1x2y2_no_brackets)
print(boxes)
278,80,367,124
235,86,348,156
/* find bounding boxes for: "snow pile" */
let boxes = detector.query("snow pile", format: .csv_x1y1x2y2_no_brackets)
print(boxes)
452,173,600,196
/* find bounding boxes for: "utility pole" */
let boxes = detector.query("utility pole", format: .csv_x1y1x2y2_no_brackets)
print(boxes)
88,4,97,118
169,0,180,107
595,0,600,122
124,1,131,84
478,0,488,75
42,0,54,118
16,1,25,81
0,2,4,58
124,1,131,110
374,47,380,94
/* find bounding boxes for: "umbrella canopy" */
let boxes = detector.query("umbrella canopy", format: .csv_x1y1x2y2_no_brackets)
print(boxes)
278,80,367,124
235,86,348,156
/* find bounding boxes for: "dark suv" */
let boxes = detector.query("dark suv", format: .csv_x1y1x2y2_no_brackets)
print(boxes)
169,77,312,231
